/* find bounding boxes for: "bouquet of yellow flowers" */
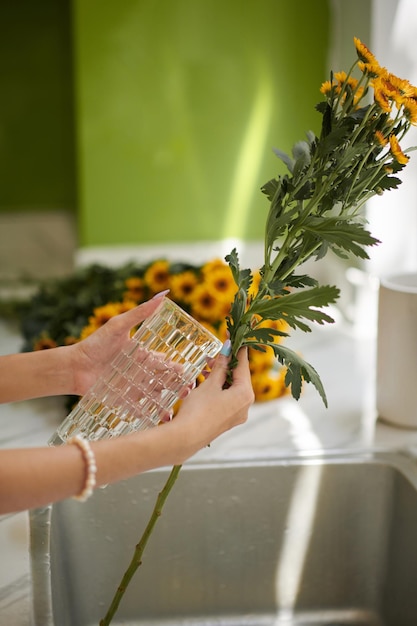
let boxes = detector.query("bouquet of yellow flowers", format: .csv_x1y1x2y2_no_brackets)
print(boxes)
224,37,417,405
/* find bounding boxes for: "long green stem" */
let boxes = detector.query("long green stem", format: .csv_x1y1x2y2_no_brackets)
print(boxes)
99,464,182,626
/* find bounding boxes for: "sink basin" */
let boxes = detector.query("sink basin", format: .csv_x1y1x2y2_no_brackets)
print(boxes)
30,451,417,625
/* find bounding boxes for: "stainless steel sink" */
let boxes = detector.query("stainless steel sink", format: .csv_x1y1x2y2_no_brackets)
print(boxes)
30,451,417,625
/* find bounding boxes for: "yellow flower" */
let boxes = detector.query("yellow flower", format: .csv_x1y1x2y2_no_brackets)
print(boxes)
320,79,334,96
190,284,229,323
402,97,417,125
33,335,58,350
374,130,388,147
334,72,360,93
204,265,238,302
79,301,137,340
170,270,199,303
201,258,227,277
386,73,415,98
249,346,275,375
354,36,378,65
389,134,409,164
79,324,100,341
64,336,79,346
373,84,392,113
124,276,146,302
334,70,348,84
144,260,171,293
89,302,134,326
358,61,386,78
248,269,262,300
251,369,288,402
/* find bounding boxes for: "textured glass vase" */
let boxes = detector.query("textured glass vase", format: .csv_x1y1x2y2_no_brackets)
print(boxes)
48,298,222,446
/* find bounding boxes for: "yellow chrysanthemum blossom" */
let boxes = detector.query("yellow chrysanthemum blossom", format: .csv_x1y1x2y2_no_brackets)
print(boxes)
79,301,136,340
251,369,288,402
170,271,199,303
389,134,409,165
334,70,348,84
124,276,146,302
402,97,417,125
144,260,171,293
386,73,415,98
190,284,230,323
248,346,275,375
90,302,135,326
33,335,58,350
79,324,100,341
373,84,392,113
358,61,386,78
374,130,388,147
201,258,228,277
320,79,334,96
248,269,262,300
64,336,79,346
204,265,238,302
334,71,360,92
354,36,378,66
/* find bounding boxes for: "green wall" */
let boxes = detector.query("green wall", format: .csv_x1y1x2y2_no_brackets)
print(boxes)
0,0,76,211
73,0,330,246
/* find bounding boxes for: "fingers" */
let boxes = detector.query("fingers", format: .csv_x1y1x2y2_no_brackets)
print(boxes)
207,344,251,391
110,293,167,335
228,346,250,382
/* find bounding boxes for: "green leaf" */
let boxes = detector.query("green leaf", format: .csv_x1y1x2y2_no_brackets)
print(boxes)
375,175,402,192
225,248,252,293
284,274,319,289
303,218,380,259
245,340,328,406
247,327,289,344
276,344,327,405
249,285,340,331
261,177,280,202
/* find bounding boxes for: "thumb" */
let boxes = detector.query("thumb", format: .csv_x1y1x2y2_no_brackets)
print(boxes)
206,340,232,386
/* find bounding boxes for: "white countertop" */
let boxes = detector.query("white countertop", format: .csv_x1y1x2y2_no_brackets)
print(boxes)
1,314,416,625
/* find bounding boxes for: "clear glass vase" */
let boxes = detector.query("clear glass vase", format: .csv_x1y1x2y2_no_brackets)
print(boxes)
48,298,222,446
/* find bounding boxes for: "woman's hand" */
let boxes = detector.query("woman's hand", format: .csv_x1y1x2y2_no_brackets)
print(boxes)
0,294,167,403
69,294,166,396
162,346,254,463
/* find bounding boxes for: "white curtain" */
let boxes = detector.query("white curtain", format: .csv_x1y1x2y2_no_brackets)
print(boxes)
367,0,417,277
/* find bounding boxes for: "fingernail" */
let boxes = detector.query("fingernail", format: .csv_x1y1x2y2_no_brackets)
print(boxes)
152,289,170,299
220,339,232,357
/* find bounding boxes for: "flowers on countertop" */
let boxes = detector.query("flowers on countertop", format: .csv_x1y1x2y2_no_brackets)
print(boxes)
16,259,289,404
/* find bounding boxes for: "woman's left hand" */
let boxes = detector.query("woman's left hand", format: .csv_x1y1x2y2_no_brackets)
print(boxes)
70,294,166,396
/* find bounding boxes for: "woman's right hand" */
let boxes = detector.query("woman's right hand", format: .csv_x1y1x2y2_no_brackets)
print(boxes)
166,346,254,462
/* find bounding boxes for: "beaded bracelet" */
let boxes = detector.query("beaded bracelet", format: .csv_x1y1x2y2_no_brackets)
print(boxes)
68,435,97,502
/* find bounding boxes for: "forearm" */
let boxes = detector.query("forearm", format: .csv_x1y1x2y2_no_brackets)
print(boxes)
0,422,187,514
0,347,253,514
0,348,75,403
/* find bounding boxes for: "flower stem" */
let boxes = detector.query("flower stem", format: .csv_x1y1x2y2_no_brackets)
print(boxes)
99,464,182,626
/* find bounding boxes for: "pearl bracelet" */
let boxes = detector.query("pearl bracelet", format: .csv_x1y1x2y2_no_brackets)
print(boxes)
68,435,97,502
